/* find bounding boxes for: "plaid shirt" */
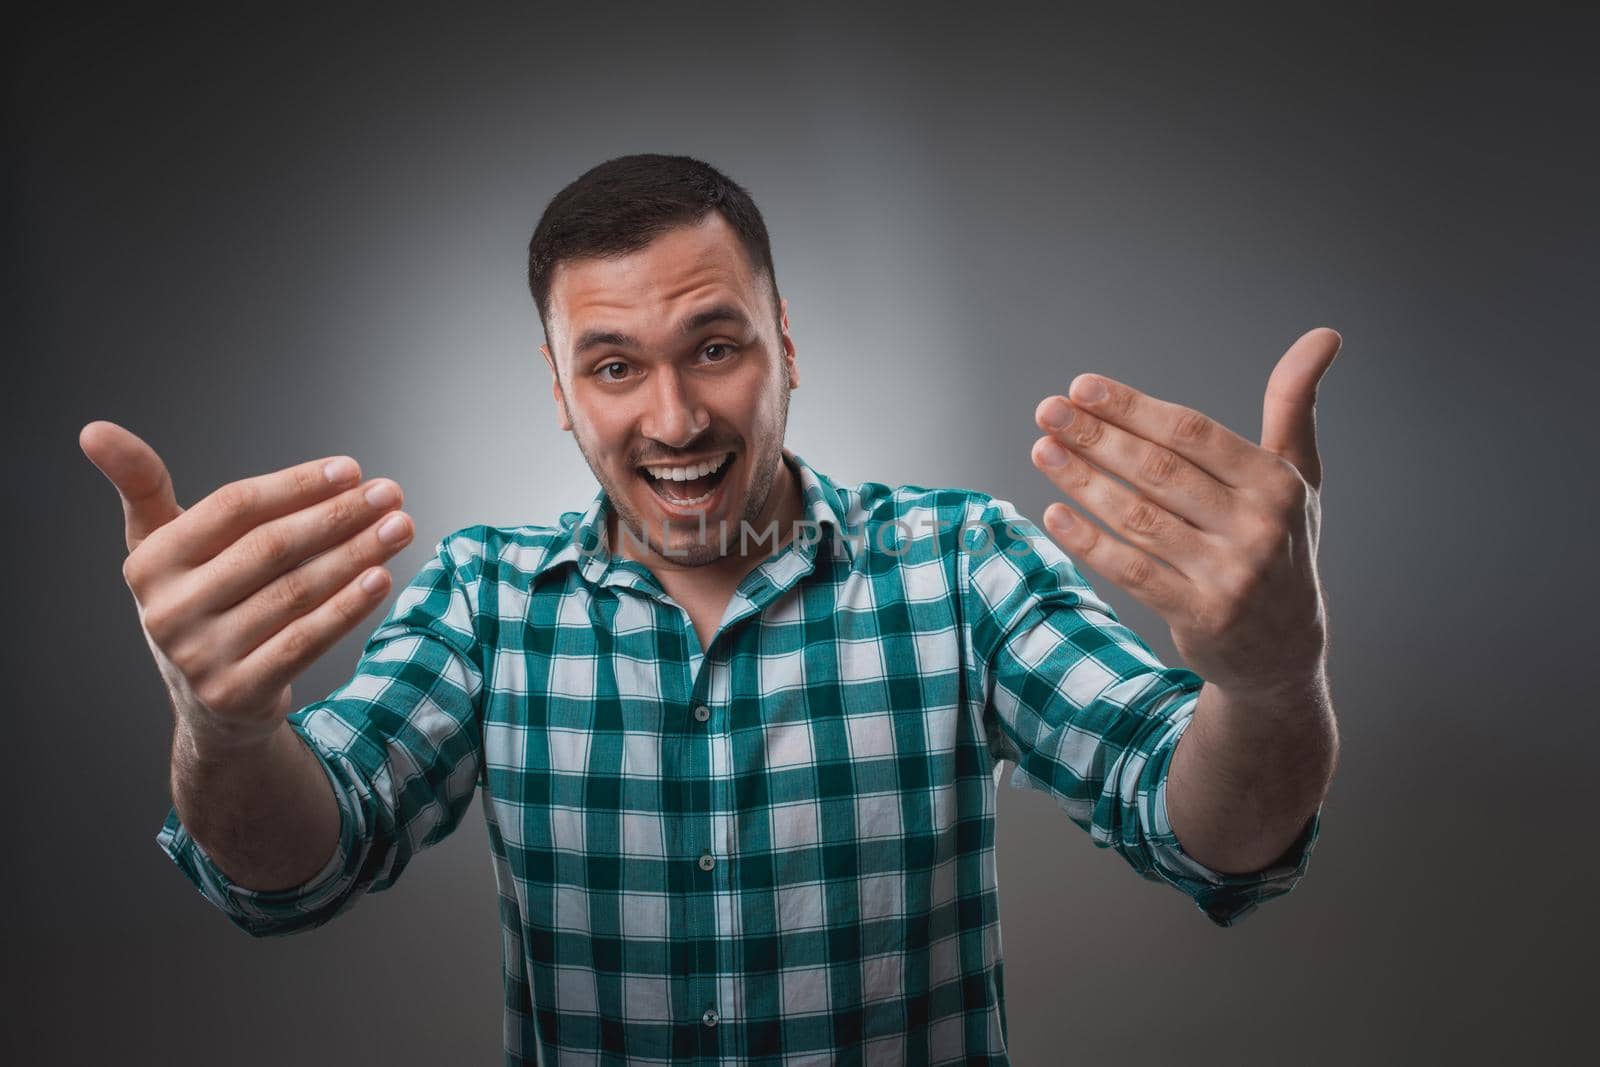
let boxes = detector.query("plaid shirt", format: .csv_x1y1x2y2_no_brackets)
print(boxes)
158,449,1320,1065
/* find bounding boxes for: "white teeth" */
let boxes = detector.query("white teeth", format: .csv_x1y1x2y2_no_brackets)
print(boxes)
641,452,731,482
656,485,716,506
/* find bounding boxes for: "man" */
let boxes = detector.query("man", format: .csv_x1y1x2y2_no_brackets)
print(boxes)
82,154,1338,1064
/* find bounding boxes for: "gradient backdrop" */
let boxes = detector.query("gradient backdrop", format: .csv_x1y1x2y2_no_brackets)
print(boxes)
8,3,1596,1063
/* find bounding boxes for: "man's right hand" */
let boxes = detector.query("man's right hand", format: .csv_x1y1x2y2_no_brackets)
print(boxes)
80,421,415,753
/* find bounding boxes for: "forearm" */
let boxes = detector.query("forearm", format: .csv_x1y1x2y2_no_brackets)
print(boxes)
1165,671,1339,874
171,716,341,892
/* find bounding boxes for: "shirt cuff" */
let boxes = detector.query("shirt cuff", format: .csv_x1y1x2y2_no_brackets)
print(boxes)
155,719,371,937
1142,707,1324,927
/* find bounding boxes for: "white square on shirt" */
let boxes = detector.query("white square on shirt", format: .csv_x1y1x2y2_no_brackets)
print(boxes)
621,810,664,857
624,974,672,1022
491,648,530,694
931,783,957,835
554,884,590,935
764,720,815,768
554,964,598,1014
770,800,820,850
899,554,950,603
1060,654,1117,709
758,645,806,694
928,932,960,986
921,704,957,749
614,654,659,701
612,593,655,635
855,792,903,839
303,707,357,751
862,952,904,1004
484,721,527,775
547,727,591,774
1007,618,1063,672
846,713,896,760
548,654,597,700
555,588,592,628
777,882,825,931
838,637,887,684
621,730,660,778
912,628,960,675
858,873,904,923
550,805,585,853
782,965,831,1016
930,1013,963,1063
621,891,667,939
862,1035,905,1063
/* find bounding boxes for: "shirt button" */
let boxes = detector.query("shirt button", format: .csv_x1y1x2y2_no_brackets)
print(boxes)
693,704,711,723
697,852,716,872
702,1008,719,1028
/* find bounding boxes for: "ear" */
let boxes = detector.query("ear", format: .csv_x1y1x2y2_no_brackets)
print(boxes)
540,343,573,431
779,296,799,389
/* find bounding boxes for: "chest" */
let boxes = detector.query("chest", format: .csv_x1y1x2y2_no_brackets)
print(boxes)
477,563,980,845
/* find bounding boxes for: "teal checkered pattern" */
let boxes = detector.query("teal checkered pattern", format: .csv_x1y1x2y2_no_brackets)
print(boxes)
158,450,1320,1064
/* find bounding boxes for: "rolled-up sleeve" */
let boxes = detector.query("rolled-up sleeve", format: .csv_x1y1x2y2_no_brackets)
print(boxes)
962,498,1320,926
156,530,488,937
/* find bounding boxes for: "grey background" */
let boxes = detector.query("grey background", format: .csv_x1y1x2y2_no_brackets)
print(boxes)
8,3,1596,1063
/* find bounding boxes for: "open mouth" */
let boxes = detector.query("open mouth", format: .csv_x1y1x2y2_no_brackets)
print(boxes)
637,451,736,508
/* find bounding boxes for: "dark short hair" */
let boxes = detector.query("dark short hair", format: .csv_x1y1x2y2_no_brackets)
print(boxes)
528,154,781,345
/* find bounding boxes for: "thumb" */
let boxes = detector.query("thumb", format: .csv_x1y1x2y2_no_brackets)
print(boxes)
79,420,184,552
1260,327,1342,492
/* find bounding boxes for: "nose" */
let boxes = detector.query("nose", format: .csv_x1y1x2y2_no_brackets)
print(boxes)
640,365,709,448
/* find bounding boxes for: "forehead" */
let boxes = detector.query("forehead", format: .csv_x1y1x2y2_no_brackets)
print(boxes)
547,213,764,356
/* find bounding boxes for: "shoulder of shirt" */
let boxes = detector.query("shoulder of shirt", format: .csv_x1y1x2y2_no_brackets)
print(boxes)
827,476,1028,557
838,477,997,517
428,515,590,588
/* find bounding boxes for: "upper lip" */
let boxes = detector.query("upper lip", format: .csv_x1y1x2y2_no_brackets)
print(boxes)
635,450,735,469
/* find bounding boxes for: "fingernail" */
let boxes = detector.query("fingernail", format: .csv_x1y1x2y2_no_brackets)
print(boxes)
1071,376,1107,404
1048,507,1075,530
377,513,410,543
1036,440,1068,467
360,569,388,594
365,480,399,508
324,457,359,484
1040,398,1074,431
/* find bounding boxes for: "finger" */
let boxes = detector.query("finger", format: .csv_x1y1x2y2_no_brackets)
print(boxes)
1034,395,1236,532
184,478,407,613
1038,500,1194,620
224,565,396,708
79,421,184,552
1031,435,1216,580
1260,327,1341,492
207,506,414,660
163,453,365,567
1058,374,1277,490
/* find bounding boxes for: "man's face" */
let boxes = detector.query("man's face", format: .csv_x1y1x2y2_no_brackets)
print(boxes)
540,213,799,567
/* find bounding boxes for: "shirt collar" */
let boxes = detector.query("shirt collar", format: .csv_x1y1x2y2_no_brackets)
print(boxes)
538,447,857,590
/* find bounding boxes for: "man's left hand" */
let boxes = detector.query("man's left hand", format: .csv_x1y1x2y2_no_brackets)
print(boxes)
1029,327,1342,699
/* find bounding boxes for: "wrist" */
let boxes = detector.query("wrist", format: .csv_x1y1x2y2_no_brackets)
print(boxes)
1209,662,1329,714
174,707,286,765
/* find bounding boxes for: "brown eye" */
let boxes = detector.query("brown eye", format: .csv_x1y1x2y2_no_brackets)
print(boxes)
701,344,735,363
598,361,629,381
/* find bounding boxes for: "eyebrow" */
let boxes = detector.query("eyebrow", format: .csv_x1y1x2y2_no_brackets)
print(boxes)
571,304,752,360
